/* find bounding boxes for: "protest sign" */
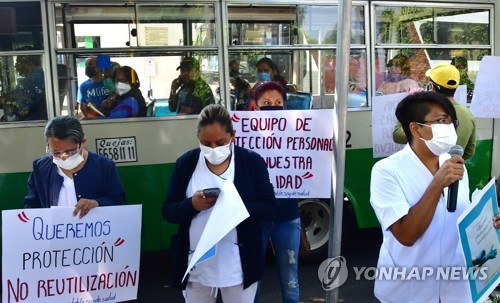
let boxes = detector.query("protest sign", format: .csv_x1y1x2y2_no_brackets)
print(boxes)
371,92,407,158
2,205,142,303
230,109,334,198
457,178,500,303
470,56,500,118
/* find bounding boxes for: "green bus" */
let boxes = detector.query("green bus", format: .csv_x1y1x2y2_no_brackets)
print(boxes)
0,0,498,259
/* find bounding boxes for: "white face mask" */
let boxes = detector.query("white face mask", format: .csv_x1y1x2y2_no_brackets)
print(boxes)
52,150,84,170
115,82,131,96
418,123,458,156
200,142,232,165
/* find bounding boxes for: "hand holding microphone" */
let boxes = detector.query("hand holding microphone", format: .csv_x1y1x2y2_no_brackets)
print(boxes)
447,145,464,212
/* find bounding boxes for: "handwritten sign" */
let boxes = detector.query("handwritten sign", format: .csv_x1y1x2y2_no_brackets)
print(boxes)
458,178,500,303
96,137,137,163
371,93,407,158
2,205,142,303
470,56,500,118
230,109,334,198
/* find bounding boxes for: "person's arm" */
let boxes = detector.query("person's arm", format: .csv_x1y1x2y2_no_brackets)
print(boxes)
383,157,464,246
94,159,125,206
24,167,42,209
73,158,125,218
463,119,476,160
169,77,181,112
393,122,408,144
240,153,277,222
80,102,89,117
162,156,200,224
105,99,135,118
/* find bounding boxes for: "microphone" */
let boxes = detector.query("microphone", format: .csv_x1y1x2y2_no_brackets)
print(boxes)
447,145,464,212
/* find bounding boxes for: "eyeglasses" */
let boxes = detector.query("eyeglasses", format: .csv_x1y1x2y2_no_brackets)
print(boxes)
425,81,442,92
46,144,81,158
416,119,459,128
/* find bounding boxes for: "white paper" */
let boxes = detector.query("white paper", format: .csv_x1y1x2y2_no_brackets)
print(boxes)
182,179,249,282
454,85,468,106
144,60,156,77
371,92,408,158
457,178,500,303
470,56,500,118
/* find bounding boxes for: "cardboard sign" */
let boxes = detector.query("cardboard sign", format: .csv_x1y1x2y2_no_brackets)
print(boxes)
230,109,334,198
2,205,142,303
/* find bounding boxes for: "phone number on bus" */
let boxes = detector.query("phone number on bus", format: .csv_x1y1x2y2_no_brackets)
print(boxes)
95,137,138,163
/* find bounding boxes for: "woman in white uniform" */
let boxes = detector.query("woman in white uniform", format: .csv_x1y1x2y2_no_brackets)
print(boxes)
370,91,500,302
162,104,276,302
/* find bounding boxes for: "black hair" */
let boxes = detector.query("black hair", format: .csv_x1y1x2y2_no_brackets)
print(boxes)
254,81,286,102
431,80,456,97
44,116,84,144
256,57,281,78
113,66,147,117
387,54,411,76
395,91,457,144
197,104,234,137
114,66,140,89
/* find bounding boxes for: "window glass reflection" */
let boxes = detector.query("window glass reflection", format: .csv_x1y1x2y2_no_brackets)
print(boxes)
0,2,43,51
227,5,365,46
0,54,47,122
374,48,490,101
375,6,490,45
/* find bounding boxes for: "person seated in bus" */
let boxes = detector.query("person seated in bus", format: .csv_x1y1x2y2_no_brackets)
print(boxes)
85,66,147,119
393,64,476,160
451,56,475,102
77,56,109,117
370,91,500,302
98,61,121,115
249,81,301,303
162,104,276,302
254,57,297,94
168,56,215,115
377,54,421,95
0,53,46,122
24,116,125,218
229,59,252,110
245,57,295,110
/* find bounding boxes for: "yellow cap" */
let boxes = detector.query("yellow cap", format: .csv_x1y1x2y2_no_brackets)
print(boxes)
425,64,460,89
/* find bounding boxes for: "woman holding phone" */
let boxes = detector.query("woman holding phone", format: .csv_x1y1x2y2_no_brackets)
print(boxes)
162,104,276,302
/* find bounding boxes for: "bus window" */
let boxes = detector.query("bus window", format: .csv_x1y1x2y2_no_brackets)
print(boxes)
375,7,490,45
136,4,216,47
374,5,491,100
225,49,368,110
295,5,365,45
226,3,369,110
57,5,136,48
0,2,43,51
0,54,47,122
58,53,219,117
56,4,216,48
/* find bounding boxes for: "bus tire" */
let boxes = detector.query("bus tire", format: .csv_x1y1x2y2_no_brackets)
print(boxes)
298,198,330,261
298,197,358,261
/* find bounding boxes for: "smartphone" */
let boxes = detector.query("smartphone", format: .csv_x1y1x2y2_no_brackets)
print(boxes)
203,187,221,198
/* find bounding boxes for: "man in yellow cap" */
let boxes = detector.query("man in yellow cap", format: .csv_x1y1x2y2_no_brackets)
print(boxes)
393,64,476,160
